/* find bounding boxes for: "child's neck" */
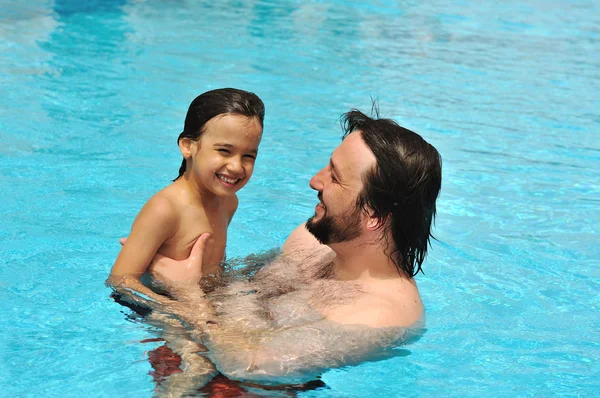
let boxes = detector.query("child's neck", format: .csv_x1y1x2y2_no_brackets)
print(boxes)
176,175,222,208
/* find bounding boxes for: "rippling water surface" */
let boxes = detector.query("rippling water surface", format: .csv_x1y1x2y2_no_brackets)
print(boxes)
1,0,598,396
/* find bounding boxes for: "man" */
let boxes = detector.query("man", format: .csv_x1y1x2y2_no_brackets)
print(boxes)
140,107,442,387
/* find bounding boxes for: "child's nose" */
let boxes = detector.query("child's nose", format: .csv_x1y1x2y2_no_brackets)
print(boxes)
228,157,243,173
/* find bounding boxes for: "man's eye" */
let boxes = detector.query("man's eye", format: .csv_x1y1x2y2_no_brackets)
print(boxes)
330,172,338,183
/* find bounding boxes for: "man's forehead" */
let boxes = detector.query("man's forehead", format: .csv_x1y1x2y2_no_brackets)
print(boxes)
331,131,376,178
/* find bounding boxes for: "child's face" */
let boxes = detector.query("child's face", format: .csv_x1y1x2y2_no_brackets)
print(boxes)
185,113,263,196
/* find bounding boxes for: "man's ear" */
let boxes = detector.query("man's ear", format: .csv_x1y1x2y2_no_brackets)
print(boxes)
178,138,196,158
366,212,386,231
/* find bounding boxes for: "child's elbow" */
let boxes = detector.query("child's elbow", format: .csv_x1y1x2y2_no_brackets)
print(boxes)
105,273,138,291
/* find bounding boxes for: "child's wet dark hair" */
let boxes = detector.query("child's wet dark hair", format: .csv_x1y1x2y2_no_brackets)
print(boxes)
174,88,265,181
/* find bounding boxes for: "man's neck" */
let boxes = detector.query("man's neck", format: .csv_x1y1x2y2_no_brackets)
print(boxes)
330,239,401,281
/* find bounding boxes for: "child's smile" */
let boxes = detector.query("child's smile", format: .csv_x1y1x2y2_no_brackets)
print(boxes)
216,173,241,187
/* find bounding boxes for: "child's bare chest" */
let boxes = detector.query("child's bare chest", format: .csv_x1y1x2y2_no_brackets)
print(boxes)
160,206,230,266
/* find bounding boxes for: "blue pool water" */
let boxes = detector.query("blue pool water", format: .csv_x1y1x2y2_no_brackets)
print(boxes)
1,0,599,396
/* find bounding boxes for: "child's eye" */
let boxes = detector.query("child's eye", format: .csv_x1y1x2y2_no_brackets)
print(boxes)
243,154,257,160
217,148,231,154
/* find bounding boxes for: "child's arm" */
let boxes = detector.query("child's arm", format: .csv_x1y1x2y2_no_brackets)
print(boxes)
107,196,179,306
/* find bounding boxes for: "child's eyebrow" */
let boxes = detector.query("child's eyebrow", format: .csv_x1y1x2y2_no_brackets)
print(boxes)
214,142,258,153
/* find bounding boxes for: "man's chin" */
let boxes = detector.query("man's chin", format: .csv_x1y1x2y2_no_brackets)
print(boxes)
305,216,316,235
306,213,321,228
305,217,329,245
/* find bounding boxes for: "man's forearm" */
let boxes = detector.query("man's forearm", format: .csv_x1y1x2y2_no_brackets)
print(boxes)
160,284,218,342
159,281,409,384
197,320,408,384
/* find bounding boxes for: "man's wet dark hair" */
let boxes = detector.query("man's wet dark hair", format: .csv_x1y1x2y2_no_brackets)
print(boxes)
341,107,442,277
174,88,265,181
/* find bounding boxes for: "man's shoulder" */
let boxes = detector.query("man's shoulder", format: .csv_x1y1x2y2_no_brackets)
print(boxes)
282,223,326,253
327,282,423,328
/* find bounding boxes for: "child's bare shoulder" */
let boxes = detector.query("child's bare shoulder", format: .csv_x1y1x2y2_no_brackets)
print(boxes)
138,188,180,223
223,194,239,223
225,194,239,212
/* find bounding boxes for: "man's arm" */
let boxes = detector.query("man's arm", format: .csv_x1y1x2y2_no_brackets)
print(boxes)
161,293,407,384
141,222,316,286
281,223,332,255
146,228,409,383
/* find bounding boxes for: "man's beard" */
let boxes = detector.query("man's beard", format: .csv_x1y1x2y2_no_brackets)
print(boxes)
306,201,362,245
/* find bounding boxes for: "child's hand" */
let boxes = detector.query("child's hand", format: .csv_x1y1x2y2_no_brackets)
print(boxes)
118,233,211,285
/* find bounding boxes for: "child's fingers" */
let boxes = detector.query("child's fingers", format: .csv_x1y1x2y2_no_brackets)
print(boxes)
119,237,128,246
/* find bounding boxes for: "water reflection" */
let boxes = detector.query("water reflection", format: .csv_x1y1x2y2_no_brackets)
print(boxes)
0,0,58,153
40,0,132,131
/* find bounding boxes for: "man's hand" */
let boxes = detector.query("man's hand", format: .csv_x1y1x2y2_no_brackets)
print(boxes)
119,233,210,285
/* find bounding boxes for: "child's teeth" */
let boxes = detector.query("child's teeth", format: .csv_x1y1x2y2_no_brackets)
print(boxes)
219,175,237,184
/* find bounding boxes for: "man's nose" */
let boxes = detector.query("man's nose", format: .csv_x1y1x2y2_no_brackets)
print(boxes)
309,168,325,191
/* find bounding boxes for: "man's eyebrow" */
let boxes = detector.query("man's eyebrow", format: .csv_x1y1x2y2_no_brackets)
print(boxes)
330,159,342,179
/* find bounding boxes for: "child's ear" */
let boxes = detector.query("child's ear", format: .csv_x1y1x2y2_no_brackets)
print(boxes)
178,138,195,158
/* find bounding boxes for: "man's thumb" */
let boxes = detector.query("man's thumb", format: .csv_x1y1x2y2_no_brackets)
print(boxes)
190,233,211,260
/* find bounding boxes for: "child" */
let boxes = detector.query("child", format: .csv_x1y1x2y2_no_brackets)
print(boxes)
108,88,265,305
